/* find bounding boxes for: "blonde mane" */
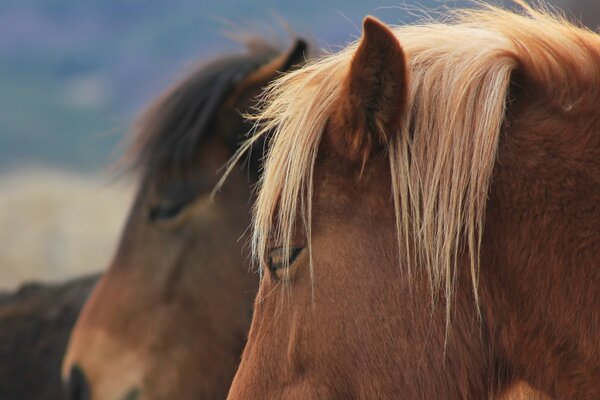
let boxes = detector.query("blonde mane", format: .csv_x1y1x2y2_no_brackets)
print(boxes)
234,3,600,316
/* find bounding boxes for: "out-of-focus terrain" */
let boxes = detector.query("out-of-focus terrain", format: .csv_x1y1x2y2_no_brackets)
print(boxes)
0,168,133,290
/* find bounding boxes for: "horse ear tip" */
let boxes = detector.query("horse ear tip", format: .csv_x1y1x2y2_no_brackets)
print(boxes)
295,38,307,48
363,16,382,28
360,16,400,50
362,16,389,35
293,38,308,54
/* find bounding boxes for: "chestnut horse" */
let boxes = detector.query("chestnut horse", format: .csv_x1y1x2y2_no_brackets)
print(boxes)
227,4,599,400
62,38,308,400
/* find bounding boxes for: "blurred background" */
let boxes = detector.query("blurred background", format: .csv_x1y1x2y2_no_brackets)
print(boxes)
0,0,597,290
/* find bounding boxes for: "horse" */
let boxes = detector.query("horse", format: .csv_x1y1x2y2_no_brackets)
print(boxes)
62,37,309,400
0,276,97,399
226,4,600,399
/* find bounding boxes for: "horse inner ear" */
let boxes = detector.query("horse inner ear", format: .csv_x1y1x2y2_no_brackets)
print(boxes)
330,16,407,162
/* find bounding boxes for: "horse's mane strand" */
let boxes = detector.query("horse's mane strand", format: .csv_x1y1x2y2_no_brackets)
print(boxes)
125,39,281,177
242,2,600,319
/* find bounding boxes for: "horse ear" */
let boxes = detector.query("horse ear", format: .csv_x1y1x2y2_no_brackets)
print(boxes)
225,39,308,104
257,38,308,76
280,39,308,72
244,39,308,87
330,16,407,162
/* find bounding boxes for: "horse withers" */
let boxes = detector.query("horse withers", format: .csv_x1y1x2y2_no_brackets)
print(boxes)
62,38,308,400
228,5,599,400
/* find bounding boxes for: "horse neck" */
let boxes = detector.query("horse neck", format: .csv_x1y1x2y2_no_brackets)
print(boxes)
478,95,600,397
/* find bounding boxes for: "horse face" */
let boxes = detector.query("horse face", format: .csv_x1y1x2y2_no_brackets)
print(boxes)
63,108,256,400
62,39,309,400
62,122,256,400
229,143,427,399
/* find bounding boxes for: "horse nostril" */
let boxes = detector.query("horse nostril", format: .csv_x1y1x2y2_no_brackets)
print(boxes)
66,365,91,400
123,388,141,400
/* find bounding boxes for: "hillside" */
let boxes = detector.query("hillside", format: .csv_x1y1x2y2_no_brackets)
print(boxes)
0,169,133,289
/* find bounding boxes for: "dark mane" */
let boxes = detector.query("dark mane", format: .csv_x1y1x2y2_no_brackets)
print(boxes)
126,39,282,177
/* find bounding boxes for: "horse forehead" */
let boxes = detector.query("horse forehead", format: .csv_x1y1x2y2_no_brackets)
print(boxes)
313,147,394,208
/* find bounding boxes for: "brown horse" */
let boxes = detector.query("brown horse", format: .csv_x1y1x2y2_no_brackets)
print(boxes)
62,37,308,400
0,275,96,400
227,4,600,400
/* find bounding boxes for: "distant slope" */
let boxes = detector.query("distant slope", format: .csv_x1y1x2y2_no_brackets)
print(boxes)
0,168,132,289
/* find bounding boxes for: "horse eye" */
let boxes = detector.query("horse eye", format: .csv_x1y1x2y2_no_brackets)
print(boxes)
267,247,303,279
148,199,187,222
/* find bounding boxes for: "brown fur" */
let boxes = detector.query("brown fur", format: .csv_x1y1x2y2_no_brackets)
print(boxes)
481,81,600,398
228,5,599,400
63,38,310,400
0,276,96,399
